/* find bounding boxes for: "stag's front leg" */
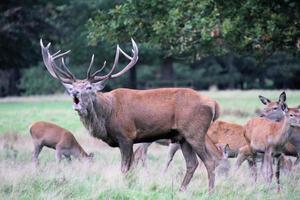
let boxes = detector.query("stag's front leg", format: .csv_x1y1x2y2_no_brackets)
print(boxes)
119,141,134,173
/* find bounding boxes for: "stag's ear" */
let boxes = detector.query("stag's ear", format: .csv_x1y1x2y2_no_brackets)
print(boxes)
62,83,74,94
259,95,271,105
278,91,286,104
92,79,108,91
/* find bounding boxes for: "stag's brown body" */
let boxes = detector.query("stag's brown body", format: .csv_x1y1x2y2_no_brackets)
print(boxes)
84,88,219,144
30,121,92,164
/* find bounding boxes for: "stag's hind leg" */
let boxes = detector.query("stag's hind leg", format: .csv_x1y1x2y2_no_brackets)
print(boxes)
164,143,181,172
133,143,152,167
185,134,218,192
188,138,218,193
179,140,198,191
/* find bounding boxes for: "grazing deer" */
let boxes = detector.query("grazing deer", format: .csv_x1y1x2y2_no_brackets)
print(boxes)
30,121,93,165
236,100,300,192
40,39,222,192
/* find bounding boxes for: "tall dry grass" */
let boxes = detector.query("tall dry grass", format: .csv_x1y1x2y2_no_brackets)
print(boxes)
1,91,300,199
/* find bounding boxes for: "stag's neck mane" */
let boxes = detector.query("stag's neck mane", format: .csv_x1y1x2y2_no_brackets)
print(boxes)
79,92,113,142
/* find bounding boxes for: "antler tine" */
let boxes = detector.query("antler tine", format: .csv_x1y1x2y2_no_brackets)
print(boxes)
55,61,73,80
40,39,75,84
61,57,76,80
53,50,71,60
52,50,61,57
91,39,139,82
86,54,95,80
118,47,133,60
90,61,107,78
109,38,139,79
91,46,120,82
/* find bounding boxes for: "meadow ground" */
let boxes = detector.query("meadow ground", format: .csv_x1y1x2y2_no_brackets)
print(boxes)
0,90,299,200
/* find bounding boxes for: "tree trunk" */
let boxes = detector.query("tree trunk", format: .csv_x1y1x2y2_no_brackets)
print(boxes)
129,66,137,89
160,57,174,81
0,68,20,97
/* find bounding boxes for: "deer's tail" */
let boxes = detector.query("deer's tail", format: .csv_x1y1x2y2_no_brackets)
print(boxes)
212,101,221,122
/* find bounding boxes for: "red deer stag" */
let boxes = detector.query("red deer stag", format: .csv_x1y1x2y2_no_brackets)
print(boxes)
30,121,93,165
40,39,221,192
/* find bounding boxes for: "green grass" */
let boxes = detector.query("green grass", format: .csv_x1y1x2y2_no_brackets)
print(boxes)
0,95,84,136
0,90,300,199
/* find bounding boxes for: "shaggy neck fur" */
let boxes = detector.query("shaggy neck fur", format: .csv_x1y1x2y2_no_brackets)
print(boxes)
78,92,112,141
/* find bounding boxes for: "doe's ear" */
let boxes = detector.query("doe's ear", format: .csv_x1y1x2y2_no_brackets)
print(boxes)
278,91,286,104
224,144,229,153
259,95,271,105
281,103,288,112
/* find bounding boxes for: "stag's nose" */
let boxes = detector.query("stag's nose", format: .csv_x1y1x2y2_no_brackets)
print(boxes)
72,90,79,97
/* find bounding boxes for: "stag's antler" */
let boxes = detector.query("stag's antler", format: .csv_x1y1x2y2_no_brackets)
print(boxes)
41,39,138,84
88,39,139,83
40,39,76,84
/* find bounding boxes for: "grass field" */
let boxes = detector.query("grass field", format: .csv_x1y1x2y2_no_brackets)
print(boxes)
0,90,300,199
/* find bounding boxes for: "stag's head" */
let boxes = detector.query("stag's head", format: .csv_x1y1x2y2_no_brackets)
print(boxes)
40,39,138,115
259,91,287,121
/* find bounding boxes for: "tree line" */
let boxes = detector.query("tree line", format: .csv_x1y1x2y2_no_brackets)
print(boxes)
1,0,300,96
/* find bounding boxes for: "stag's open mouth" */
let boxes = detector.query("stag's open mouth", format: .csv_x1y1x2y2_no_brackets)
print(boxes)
290,122,300,128
73,95,80,104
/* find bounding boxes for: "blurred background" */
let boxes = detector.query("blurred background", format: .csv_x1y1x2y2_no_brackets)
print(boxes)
1,0,300,97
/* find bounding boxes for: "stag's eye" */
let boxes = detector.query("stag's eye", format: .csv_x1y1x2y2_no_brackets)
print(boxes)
289,114,294,117
273,107,277,110
86,86,92,90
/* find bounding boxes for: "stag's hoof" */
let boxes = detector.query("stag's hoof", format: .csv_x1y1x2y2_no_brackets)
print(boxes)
179,186,187,192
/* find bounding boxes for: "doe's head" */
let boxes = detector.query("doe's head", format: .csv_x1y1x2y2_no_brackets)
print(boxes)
259,91,287,121
287,108,300,127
